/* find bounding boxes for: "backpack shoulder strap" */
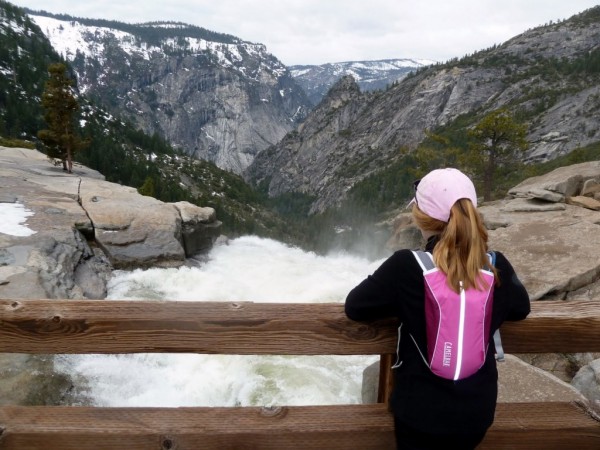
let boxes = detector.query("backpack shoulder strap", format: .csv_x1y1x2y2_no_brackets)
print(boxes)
412,250,435,272
487,251,496,270
408,250,436,370
487,250,505,362
493,329,505,362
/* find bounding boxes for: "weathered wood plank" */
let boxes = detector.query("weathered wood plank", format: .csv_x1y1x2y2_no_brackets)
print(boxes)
0,402,598,450
0,405,396,450
0,299,397,355
1,299,600,354
480,401,600,449
501,300,600,353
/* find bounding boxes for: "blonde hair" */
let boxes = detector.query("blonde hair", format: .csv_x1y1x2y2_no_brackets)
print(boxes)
412,199,498,292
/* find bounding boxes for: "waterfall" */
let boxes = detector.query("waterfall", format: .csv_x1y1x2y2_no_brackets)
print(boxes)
54,236,386,407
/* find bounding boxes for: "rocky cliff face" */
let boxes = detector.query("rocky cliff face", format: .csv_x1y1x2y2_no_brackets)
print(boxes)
247,7,600,213
30,14,311,175
245,75,367,212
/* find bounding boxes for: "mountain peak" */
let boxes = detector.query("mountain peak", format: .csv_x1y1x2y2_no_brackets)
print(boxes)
290,58,433,105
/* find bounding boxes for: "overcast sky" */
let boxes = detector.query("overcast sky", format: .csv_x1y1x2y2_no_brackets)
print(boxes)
9,0,600,66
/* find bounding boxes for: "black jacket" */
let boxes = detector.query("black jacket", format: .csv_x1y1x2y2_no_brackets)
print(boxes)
345,237,530,435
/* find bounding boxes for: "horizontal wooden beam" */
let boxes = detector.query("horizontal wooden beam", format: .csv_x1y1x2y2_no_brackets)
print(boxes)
0,404,396,450
500,300,600,353
480,401,600,450
0,402,598,450
477,402,600,450
1,299,599,354
0,299,397,355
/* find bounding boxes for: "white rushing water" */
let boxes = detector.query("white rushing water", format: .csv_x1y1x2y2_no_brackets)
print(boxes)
54,236,386,407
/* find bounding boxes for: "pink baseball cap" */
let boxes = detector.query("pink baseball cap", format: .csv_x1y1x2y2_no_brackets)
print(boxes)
411,168,477,222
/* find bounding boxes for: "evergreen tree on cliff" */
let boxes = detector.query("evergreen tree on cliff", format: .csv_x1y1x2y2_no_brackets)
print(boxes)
465,108,528,201
38,63,88,173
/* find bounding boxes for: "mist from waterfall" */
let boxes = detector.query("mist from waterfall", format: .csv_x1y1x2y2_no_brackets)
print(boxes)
54,236,387,407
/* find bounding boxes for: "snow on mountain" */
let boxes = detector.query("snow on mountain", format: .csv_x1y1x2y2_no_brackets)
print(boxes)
290,59,434,79
30,15,287,92
25,12,311,175
290,58,436,105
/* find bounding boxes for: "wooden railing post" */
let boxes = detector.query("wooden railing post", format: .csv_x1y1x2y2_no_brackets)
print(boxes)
377,354,395,407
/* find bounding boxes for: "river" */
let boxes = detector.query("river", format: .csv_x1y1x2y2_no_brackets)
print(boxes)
54,235,387,407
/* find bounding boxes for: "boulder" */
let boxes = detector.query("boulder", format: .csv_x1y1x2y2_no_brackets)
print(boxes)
385,212,423,251
0,148,106,300
79,180,186,269
508,160,600,198
526,188,565,203
499,197,566,212
566,195,600,211
482,208,600,301
572,359,600,415
497,355,589,404
173,201,222,256
582,178,600,197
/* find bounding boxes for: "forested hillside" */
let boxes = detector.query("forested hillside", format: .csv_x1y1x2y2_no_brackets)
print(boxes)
0,0,58,141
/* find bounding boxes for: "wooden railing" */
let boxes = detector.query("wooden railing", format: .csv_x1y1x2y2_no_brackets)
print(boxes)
0,298,599,449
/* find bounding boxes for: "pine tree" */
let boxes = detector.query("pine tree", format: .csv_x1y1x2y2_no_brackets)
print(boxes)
138,176,156,197
38,63,88,173
465,108,528,201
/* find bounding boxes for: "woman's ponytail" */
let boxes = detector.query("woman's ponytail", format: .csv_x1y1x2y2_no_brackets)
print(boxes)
412,199,498,292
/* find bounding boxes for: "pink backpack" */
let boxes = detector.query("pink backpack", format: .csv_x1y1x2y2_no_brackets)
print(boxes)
409,250,501,380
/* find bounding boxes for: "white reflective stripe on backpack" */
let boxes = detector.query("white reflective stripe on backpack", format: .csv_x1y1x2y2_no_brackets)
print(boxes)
391,323,403,369
455,281,466,380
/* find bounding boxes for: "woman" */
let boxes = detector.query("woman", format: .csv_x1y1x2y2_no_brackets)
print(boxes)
345,168,530,449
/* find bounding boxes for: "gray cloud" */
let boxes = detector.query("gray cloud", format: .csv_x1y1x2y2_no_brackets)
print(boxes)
10,0,600,65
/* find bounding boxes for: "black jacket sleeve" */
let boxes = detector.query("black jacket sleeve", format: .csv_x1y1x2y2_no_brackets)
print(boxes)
345,252,402,321
491,251,530,323
345,250,422,321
